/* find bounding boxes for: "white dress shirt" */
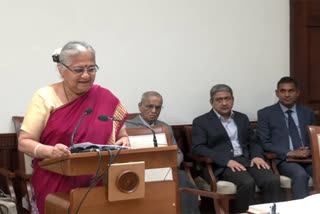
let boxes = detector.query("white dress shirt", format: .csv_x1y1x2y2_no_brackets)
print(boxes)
214,109,243,156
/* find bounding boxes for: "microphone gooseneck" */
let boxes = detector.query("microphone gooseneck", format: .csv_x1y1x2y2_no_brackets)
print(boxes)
98,114,158,147
70,108,93,153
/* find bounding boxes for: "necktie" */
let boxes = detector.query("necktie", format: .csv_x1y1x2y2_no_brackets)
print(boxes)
286,110,302,150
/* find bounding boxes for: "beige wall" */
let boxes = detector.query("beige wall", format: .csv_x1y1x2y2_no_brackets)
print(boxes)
0,0,289,133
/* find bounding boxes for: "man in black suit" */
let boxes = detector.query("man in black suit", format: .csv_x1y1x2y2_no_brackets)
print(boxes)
257,77,316,199
192,84,280,213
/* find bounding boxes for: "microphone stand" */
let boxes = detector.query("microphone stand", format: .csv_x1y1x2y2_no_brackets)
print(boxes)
98,115,158,147
70,108,92,153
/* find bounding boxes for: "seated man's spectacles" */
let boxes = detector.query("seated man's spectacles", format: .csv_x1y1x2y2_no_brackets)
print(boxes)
145,104,163,111
60,62,99,74
214,96,233,103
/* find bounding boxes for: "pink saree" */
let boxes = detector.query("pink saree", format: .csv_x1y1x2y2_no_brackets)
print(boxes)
31,85,128,214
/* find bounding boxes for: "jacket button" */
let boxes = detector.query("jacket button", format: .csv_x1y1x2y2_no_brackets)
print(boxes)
230,149,234,152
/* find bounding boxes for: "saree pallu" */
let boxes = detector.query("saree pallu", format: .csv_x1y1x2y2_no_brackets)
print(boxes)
31,85,128,214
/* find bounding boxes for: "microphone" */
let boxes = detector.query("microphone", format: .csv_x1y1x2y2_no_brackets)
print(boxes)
98,114,158,147
70,108,93,153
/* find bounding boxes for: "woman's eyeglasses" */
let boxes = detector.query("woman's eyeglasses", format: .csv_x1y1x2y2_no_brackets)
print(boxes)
60,62,99,75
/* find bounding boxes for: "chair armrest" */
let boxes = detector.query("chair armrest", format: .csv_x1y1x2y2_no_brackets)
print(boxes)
185,153,214,164
287,157,312,163
264,152,277,160
185,153,219,191
0,168,15,178
180,161,198,187
181,161,193,169
263,152,280,176
15,170,32,180
14,170,33,209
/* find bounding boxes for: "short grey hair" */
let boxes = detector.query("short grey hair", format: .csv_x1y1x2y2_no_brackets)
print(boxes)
210,84,233,100
140,91,163,103
59,41,96,66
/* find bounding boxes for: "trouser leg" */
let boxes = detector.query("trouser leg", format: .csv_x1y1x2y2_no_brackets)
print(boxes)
278,161,311,199
220,167,255,213
247,166,281,203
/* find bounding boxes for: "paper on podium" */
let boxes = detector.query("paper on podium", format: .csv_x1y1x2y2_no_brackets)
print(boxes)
129,133,168,148
129,133,173,181
71,142,130,153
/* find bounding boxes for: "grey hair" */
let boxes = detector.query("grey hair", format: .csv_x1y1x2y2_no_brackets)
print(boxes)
210,84,233,100
59,41,95,66
140,91,163,103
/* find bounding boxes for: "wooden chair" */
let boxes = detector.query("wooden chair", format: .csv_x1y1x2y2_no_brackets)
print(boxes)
264,152,313,201
183,125,236,214
307,125,320,193
264,152,294,200
0,134,17,204
12,116,33,213
0,168,16,202
0,116,31,213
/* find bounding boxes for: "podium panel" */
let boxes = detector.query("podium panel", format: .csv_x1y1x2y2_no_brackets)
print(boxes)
107,161,145,201
46,181,177,214
41,146,180,214
67,182,177,214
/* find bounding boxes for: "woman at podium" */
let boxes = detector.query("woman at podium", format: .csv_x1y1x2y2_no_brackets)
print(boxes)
18,41,130,214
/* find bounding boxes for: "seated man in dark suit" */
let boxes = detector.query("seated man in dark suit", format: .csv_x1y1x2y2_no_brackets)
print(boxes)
192,84,280,213
257,76,316,199
126,91,200,214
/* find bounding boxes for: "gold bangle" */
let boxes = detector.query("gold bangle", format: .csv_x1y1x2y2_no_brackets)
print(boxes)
34,144,42,157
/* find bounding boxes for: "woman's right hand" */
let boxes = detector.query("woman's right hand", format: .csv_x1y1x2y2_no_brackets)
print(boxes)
19,131,71,159
50,143,71,158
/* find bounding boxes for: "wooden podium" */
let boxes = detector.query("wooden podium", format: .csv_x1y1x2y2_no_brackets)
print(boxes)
39,146,179,214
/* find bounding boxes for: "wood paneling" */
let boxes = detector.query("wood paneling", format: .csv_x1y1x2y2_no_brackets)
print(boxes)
0,133,18,171
308,28,320,102
291,0,320,124
0,133,18,194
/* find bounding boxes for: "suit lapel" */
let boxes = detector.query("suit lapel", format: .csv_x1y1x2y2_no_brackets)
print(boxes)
208,110,232,146
274,103,290,136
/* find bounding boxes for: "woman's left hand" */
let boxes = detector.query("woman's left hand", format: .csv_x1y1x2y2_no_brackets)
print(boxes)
115,136,130,147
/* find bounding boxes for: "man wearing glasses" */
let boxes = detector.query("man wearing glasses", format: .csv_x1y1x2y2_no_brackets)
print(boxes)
126,91,200,214
192,84,280,213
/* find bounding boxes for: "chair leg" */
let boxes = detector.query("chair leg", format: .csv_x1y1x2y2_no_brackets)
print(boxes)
0,168,17,203
283,188,292,201
213,199,229,214
6,176,17,202
26,181,33,210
